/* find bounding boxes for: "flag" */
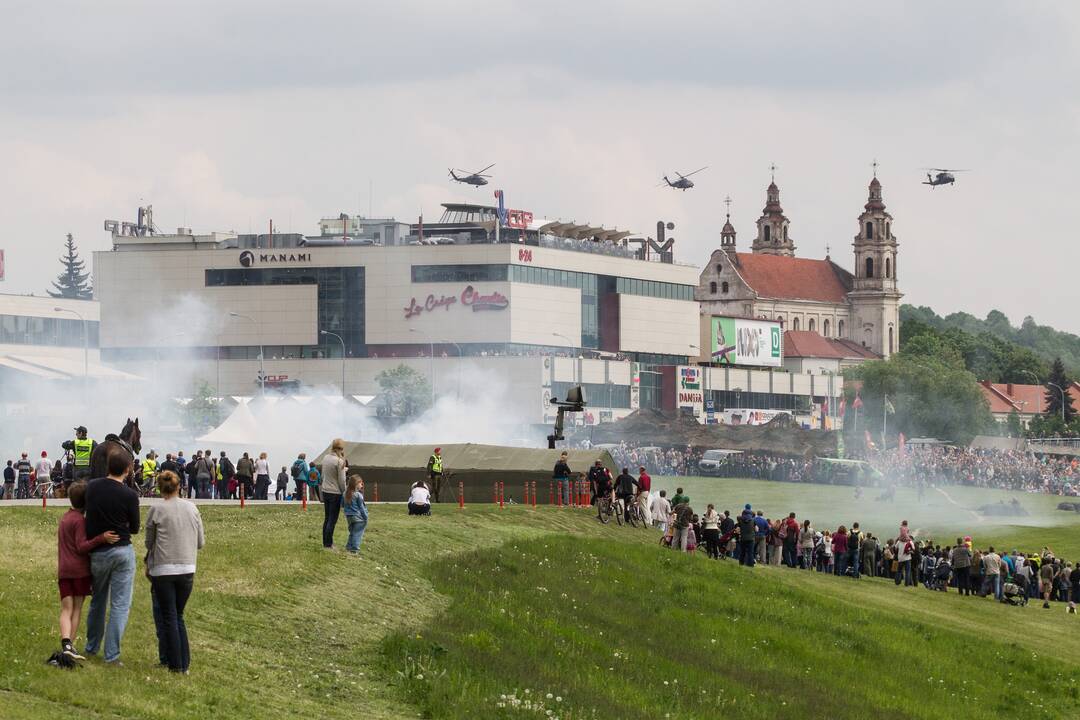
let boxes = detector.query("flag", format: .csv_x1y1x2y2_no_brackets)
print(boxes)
864,430,876,450
852,392,863,410
898,433,907,455
884,395,895,414
838,397,847,417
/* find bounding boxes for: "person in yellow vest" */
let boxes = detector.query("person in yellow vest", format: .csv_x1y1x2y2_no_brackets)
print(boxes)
61,426,97,482
426,447,444,503
142,451,158,491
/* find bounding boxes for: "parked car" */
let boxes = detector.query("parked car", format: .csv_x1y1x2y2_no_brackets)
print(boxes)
697,449,742,476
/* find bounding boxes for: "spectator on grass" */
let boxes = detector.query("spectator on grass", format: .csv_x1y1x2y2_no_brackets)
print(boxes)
84,451,140,664
701,504,721,559
145,470,204,672
2,460,14,500
320,440,349,548
408,480,431,516
798,520,814,569
343,474,368,554
671,501,693,552
737,505,756,567
650,491,671,533
276,466,289,500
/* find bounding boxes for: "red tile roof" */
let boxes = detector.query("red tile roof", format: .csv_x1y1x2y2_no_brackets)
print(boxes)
783,331,880,360
732,253,853,303
978,381,1080,415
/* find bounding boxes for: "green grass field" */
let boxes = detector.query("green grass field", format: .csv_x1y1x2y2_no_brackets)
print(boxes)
2,477,1079,719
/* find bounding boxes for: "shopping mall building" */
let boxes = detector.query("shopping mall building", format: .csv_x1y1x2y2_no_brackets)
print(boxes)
92,202,844,427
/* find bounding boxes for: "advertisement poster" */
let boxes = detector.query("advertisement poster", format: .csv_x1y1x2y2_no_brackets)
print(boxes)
711,317,782,367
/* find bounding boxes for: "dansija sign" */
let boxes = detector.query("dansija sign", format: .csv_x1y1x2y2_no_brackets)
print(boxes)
404,285,509,319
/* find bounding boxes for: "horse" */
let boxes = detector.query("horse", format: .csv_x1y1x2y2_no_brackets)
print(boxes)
88,418,142,486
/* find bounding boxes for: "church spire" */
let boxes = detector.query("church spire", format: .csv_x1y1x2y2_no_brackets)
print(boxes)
720,195,736,254
751,168,795,257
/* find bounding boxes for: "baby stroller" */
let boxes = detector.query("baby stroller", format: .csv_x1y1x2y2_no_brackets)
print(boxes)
929,559,951,591
1002,575,1028,606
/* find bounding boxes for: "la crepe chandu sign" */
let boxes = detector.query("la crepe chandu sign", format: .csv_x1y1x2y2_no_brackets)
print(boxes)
404,285,509,319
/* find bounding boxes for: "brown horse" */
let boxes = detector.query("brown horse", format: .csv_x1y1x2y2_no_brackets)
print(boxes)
89,418,142,486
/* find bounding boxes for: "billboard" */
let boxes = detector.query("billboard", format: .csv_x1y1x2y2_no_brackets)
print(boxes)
711,317,782,367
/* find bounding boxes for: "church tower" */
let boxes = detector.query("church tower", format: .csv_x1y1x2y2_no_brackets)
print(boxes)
849,174,903,357
751,176,795,257
720,196,737,256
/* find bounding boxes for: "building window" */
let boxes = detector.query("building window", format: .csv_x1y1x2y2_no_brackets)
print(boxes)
784,226,788,240
715,263,722,273
776,315,784,326
764,225,770,243
889,327,894,354
885,257,891,279
823,319,830,337
838,319,845,337
721,281,729,294
792,317,800,330
886,222,891,238
866,221,873,239
865,257,874,278
808,318,816,333
709,281,717,294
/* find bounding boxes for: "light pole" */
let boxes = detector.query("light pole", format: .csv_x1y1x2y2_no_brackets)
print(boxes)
228,312,264,396
54,306,88,402
320,330,346,398
441,338,464,399
409,327,436,408
1019,369,1066,422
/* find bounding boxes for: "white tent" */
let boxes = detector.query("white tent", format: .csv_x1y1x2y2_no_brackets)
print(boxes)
196,401,261,446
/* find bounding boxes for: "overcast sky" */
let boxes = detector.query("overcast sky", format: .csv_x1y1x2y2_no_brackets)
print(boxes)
2,1,1078,332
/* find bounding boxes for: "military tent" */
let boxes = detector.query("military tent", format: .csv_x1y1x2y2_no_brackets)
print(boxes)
316,442,616,504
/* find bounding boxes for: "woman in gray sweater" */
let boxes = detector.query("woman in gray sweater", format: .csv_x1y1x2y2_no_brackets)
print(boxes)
145,470,204,672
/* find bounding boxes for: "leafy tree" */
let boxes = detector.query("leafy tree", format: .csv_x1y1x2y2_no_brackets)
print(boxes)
845,353,993,446
1045,357,1076,423
48,233,93,299
1004,410,1023,438
182,379,224,433
376,364,432,417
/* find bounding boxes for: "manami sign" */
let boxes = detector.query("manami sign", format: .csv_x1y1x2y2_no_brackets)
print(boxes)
711,317,782,367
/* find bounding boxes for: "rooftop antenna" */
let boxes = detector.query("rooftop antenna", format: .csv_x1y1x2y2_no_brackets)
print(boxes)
871,158,879,178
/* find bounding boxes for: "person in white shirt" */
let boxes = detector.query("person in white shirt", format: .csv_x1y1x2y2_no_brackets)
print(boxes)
649,490,671,532
253,452,271,500
36,451,53,489
408,481,431,516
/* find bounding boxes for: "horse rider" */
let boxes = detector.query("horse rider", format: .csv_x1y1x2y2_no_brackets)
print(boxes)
426,447,444,502
61,426,96,482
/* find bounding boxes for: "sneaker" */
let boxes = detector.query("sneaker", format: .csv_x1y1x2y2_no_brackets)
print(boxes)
62,642,85,661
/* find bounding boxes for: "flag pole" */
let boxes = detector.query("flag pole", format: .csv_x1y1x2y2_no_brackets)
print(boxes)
882,393,887,451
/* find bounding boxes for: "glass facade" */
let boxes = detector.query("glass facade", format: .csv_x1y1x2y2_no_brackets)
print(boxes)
0,314,99,347
412,265,508,283
615,277,695,301
204,267,365,356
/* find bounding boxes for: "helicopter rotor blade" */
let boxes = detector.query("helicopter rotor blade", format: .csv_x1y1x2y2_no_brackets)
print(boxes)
681,166,709,178
472,163,496,175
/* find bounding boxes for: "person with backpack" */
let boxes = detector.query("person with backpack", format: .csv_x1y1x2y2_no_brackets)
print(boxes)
291,454,309,501
217,452,235,500
195,451,215,500
848,522,863,579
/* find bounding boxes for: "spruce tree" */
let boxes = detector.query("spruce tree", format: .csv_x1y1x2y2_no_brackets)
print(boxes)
48,233,93,299
1045,357,1076,423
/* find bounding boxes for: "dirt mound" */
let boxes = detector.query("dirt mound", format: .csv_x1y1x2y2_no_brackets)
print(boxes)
580,409,837,458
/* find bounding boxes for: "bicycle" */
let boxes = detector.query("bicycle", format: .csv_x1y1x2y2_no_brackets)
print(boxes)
32,479,58,500
596,494,617,524
625,495,649,529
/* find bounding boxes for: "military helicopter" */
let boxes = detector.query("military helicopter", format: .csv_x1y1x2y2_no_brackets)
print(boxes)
922,168,969,188
448,164,495,187
660,166,708,190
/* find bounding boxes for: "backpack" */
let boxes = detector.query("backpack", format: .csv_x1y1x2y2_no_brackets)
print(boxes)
778,522,788,540
291,460,303,479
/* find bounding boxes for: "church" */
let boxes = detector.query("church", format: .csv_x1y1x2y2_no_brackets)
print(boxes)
696,174,902,359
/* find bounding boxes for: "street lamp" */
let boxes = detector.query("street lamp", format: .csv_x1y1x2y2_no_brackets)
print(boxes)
228,312,264,396
54,306,88,401
1019,370,1066,422
320,330,346,398
409,327,436,408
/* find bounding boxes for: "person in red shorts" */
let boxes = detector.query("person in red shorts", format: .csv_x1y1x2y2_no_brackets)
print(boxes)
57,481,118,660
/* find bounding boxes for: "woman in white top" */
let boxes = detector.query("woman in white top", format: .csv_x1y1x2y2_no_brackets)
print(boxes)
254,452,271,500
408,481,431,516
701,504,721,560
145,470,204,673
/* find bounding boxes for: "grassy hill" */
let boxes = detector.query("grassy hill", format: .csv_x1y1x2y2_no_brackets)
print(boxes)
3,478,1080,719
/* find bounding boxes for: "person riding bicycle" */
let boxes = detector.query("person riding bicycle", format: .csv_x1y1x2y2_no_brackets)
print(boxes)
588,460,611,506
613,467,639,523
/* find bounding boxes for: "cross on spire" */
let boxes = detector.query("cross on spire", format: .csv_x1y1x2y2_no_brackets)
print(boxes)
825,243,831,258
723,195,732,218
871,158,879,178
769,163,778,182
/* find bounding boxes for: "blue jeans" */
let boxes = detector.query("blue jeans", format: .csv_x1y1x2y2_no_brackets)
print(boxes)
848,550,861,579
346,517,367,553
739,540,755,567
85,544,136,662
895,559,914,586
151,573,194,671
835,553,848,577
